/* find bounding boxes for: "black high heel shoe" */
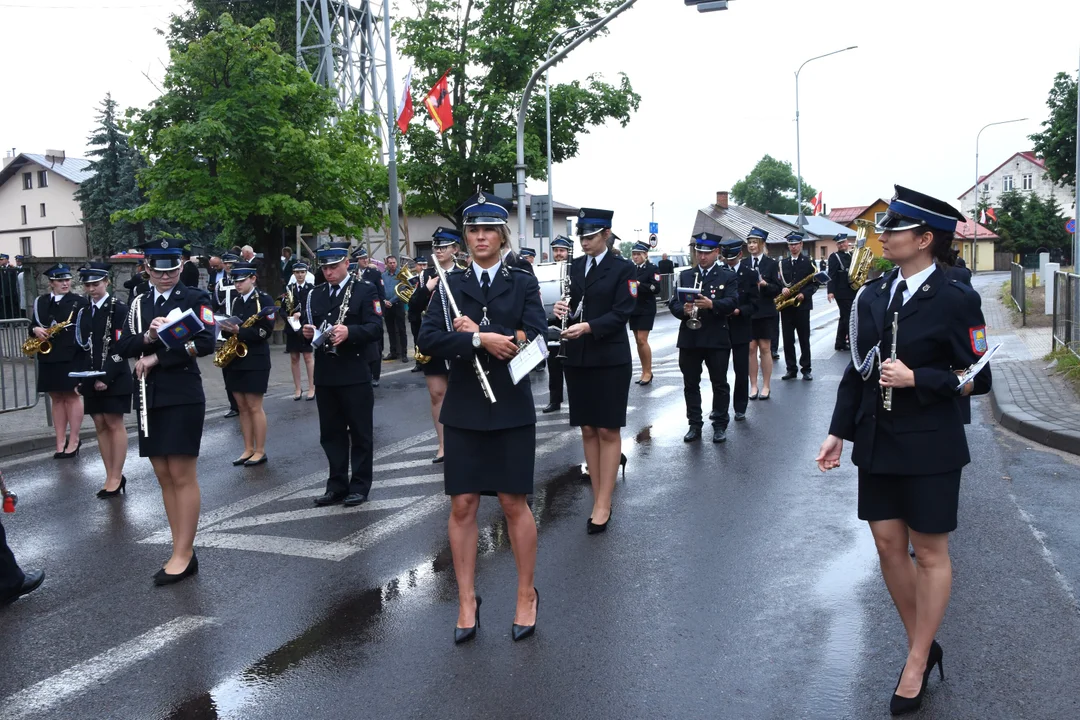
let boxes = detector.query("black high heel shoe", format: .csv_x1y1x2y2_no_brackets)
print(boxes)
96,475,127,499
454,596,482,644
57,439,82,459
890,641,944,715
512,588,538,641
620,453,627,480
153,552,199,586
587,511,610,534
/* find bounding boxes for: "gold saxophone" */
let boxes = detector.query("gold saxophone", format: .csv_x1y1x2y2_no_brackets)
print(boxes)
23,310,74,356
775,272,818,311
848,219,877,291
214,297,263,368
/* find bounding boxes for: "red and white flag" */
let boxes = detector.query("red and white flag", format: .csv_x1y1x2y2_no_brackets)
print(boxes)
396,68,414,135
423,69,454,133
810,191,824,216
980,207,998,224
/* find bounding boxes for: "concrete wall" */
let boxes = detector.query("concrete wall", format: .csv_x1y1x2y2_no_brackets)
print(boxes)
0,160,87,258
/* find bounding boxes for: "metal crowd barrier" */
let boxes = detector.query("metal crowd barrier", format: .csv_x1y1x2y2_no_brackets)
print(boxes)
659,274,676,303
1009,263,1026,326
1052,271,1080,361
0,318,38,414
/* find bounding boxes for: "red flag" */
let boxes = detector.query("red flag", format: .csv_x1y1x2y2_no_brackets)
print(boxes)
810,191,823,216
423,70,454,133
396,68,414,135
986,207,998,223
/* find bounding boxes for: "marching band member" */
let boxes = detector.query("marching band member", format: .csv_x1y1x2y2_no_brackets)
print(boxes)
302,242,383,507
408,254,430,372
816,186,991,714
214,252,240,418
629,241,660,386
74,263,133,497
553,208,635,533
413,228,463,462
31,264,87,459
720,238,758,423
353,247,386,387
283,262,316,400
418,192,546,643
746,228,780,400
779,231,819,381
220,261,275,467
116,238,215,585
668,232,738,443
827,232,856,351
542,235,574,413
516,247,537,274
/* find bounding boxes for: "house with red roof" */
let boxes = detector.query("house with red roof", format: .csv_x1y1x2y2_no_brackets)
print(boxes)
957,151,1075,218
828,199,889,256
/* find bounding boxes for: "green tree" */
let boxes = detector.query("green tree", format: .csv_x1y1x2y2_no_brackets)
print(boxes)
165,1,300,56
987,189,1069,254
123,15,388,295
1029,71,1077,189
395,0,641,224
730,154,816,215
618,240,633,258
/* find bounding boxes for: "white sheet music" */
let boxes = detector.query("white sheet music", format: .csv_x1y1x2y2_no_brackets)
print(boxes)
958,343,1001,386
509,335,548,385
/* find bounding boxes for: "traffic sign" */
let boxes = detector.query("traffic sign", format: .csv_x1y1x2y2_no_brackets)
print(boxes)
649,222,658,234
648,233,658,248
1067,218,1076,234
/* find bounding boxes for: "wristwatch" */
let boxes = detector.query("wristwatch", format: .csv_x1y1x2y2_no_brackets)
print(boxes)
472,332,481,349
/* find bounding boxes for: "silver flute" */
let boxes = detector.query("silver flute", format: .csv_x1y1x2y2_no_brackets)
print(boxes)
432,261,496,404
883,311,898,412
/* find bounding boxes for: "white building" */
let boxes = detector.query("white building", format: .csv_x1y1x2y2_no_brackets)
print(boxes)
957,150,1075,216
0,150,92,259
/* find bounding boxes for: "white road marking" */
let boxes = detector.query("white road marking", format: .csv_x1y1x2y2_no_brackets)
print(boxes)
373,458,440,473
207,497,419,531
329,495,448,560
648,386,679,398
2,616,217,720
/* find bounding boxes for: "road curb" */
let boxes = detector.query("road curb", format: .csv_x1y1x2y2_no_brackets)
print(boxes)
990,385,1080,456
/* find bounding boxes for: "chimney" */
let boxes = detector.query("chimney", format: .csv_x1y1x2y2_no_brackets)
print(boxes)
2,148,15,169
716,191,729,209
45,149,66,165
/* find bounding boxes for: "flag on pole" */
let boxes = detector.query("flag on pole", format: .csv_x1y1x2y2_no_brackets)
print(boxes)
810,191,824,216
423,70,454,133
980,207,998,224
396,67,414,135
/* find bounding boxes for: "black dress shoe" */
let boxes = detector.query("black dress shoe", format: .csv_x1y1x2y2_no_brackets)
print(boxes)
712,428,727,443
244,455,268,467
372,380,380,387
223,409,239,418
683,426,702,442
781,371,798,380
749,392,759,401
153,553,198,586
96,475,127,498
232,454,253,466
586,515,609,534
512,588,539,642
313,492,347,506
454,596,482,644
1,569,44,605
771,353,780,361
802,372,813,381
432,455,444,464
734,412,746,422
890,641,944,715
343,493,368,506
411,363,423,372
541,402,561,414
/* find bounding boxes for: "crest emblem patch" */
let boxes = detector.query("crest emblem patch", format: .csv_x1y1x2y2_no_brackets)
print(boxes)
201,306,216,325
373,300,383,316
970,326,988,355
628,280,638,298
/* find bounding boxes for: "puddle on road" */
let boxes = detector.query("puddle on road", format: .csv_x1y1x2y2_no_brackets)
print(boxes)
158,465,589,719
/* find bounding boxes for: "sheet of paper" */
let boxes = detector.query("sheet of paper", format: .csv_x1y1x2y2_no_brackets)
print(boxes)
68,370,107,378
958,342,1001,386
288,317,301,332
311,325,326,347
509,335,548,385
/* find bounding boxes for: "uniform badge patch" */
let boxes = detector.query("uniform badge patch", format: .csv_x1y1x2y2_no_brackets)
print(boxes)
970,326,988,355
654,273,660,282
373,300,383,316
111,354,122,363
628,280,638,298
258,328,267,338
201,306,215,325
114,330,122,342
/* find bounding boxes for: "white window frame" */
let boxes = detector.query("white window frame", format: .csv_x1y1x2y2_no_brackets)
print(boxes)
874,211,886,227
1002,175,1014,192
1022,173,1033,190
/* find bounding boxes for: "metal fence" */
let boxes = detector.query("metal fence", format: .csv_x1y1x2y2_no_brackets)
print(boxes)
1052,270,1080,361
1009,263,1026,326
0,318,38,414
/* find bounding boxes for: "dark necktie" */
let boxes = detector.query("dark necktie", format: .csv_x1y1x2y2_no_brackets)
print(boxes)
330,286,338,301
480,271,491,298
589,257,597,275
154,294,166,313
753,257,759,270
91,304,97,319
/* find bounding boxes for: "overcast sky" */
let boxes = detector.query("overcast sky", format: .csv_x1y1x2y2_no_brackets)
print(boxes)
2,0,1078,253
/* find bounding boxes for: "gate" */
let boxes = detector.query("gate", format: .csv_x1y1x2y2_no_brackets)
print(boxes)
0,319,39,413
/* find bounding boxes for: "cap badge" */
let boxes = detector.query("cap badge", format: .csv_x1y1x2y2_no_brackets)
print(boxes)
477,192,486,204
579,209,585,218
161,240,169,249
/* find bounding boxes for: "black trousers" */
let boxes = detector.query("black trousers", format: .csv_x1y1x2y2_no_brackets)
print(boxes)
835,297,853,349
0,517,25,594
771,315,780,355
409,317,422,357
679,347,731,428
547,351,564,404
384,303,407,357
782,305,812,373
731,342,750,414
367,343,381,381
222,368,238,411
316,382,374,497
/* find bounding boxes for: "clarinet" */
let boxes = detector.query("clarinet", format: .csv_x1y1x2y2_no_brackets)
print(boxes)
556,246,574,359
130,295,150,437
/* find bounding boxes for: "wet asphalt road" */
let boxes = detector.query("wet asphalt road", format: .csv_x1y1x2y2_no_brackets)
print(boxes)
2,280,1080,719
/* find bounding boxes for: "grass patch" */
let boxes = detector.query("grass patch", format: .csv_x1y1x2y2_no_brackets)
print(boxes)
1046,346,1080,397
997,279,1053,328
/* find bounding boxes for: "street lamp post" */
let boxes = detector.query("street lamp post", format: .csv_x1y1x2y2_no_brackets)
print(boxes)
545,24,591,252
794,46,857,227
973,118,1027,272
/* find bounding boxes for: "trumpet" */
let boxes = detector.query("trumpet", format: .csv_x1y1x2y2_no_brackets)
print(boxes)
848,219,876,291
432,260,495,403
686,273,704,330
23,311,74,356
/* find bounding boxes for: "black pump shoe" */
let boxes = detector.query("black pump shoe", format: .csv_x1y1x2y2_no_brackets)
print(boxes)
232,454,254,466
586,513,610,534
96,475,127,499
512,588,539,642
890,641,944,715
57,439,82,459
153,553,198,586
620,453,627,480
454,596,482,644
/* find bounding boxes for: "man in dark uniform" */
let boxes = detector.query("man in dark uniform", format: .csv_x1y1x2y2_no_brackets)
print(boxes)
629,241,660,384
517,247,537,273
353,246,386,386
408,254,431,371
542,235,574,413
303,242,383,506
213,252,240,417
180,248,200,288
827,232,856,351
0,514,45,605
779,232,820,381
124,260,151,305
668,232,738,443
720,238,758,423
0,254,20,319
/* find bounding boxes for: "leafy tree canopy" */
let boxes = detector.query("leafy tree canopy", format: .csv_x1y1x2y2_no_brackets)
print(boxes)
730,154,816,215
395,0,641,223
1029,72,1077,189
122,14,388,293
165,0,299,56
986,189,1070,254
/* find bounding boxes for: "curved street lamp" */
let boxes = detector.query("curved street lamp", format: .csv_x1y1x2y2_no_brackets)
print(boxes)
972,118,1027,272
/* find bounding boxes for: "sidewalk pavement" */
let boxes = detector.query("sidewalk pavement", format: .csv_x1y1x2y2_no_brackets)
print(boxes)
979,272,1080,455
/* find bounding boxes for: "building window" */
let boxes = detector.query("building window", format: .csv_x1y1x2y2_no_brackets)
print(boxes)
1022,173,1033,190
982,182,989,192
38,170,48,188
874,211,886,227
19,237,31,256
1002,175,1014,192
39,203,46,217
22,173,32,190
20,205,27,225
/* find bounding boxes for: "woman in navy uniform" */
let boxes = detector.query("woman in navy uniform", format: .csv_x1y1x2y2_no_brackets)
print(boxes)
553,208,635,534
30,264,87,459
746,228,780,400
418,193,546,643
816,186,992,714
283,262,316,400
413,227,464,463
629,242,660,385
720,238,759,422
221,261,275,466
74,263,133,497
116,238,215,585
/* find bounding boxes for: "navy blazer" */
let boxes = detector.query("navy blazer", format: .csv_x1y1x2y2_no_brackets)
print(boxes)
631,260,661,316
749,255,781,319
30,292,86,365
418,264,546,431
668,264,739,349
827,251,857,300
562,252,636,367
223,290,276,372
304,278,383,387
726,260,759,346
828,267,991,475
778,254,819,311
74,294,133,398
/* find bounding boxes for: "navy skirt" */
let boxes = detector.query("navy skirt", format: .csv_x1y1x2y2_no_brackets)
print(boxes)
84,393,131,416
564,363,631,428
858,468,962,534
444,424,535,496
139,403,204,457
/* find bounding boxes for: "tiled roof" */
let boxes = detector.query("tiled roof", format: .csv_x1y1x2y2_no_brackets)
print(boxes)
693,203,825,244
769,214,863,238
958,150,1048,198
828,205,869,225
0,153,95,188
953,218,999,240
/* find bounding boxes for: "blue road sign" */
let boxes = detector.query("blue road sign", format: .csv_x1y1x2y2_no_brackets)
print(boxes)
649,222,658,234
1067,218,1076,234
